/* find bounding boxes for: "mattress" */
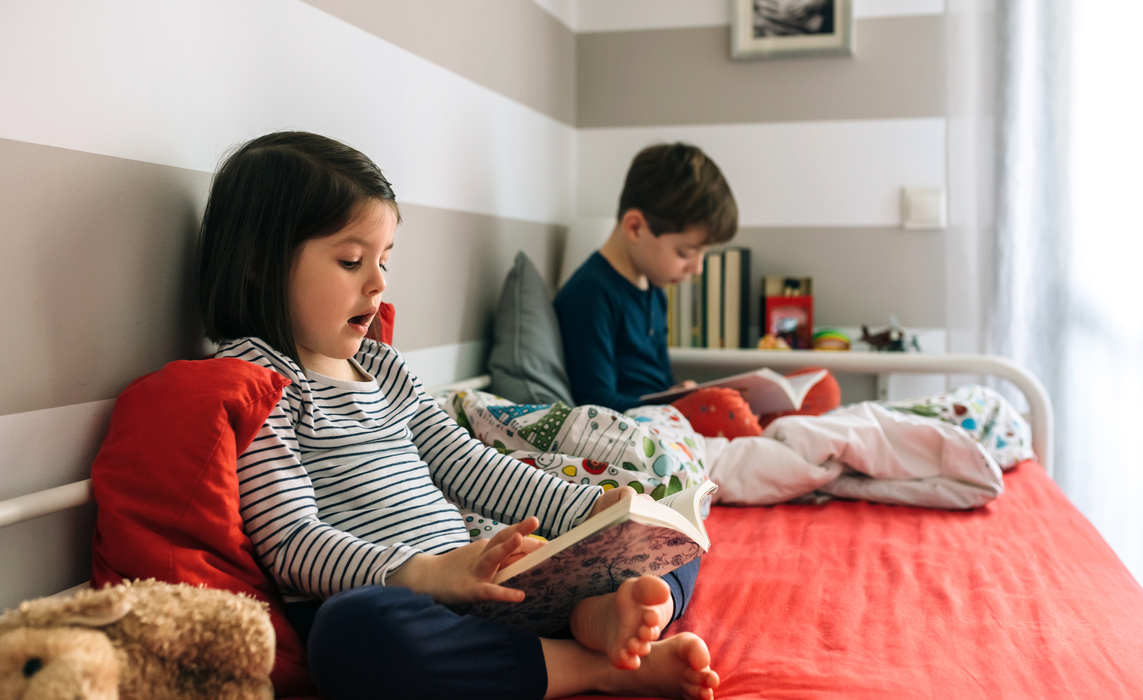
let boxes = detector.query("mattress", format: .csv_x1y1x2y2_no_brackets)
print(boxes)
573,461,1143,699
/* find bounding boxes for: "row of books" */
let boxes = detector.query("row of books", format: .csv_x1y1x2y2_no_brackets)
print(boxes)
666,247,751,349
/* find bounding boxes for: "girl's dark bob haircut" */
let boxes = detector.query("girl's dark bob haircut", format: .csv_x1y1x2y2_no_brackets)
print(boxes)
617,143,738,245
198,131,399,368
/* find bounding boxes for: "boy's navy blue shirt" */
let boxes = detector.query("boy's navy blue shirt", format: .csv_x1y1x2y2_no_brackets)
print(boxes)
553,252,673,412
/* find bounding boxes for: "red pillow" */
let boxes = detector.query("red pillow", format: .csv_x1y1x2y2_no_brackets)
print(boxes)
672,387,763,439
90,358,318,699
368,301,395,345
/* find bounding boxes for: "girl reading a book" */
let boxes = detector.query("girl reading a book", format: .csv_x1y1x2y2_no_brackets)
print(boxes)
196,131,718,700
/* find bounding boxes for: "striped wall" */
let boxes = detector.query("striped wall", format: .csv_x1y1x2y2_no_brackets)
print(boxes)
572,0,950,343
0,0,576,607
1,0,950,605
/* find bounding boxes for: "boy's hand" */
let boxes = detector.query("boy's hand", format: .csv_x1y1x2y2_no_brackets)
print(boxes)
588,485,653,519
386,517,546,606
672,380,698,390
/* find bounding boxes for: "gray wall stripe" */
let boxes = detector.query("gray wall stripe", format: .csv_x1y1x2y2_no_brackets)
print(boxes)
0,139,564,416
728,225,947,339
577,15,945,128
302,0,577,126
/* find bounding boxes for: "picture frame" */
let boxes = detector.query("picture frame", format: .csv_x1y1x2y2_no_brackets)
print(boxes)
731,0,855,61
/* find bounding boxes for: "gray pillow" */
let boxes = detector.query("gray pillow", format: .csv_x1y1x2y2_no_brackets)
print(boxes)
488,252,575,405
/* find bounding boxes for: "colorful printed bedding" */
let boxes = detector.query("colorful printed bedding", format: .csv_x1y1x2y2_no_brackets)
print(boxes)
568,461,1143,699
443,389,1011,523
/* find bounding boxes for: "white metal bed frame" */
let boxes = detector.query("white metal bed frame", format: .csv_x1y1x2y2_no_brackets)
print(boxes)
0,350,1054,533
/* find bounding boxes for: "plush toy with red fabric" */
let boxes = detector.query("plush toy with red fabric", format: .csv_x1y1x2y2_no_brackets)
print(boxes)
671,388,762,439
671,368,842,439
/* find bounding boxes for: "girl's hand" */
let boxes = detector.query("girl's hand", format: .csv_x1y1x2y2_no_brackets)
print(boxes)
588,485,653,519
386,517,545,606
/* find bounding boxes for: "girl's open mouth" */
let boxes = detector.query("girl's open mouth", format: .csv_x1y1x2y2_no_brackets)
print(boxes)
348,313,373,332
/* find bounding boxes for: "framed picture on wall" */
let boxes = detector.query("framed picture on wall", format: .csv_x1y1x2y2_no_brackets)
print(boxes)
731,0,855,60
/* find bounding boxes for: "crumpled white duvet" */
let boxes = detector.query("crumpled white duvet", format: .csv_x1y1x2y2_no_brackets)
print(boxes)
703,402,1004,510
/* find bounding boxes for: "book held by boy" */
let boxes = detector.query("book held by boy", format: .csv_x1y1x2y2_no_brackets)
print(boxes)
467,479,718,635
640,368,828,415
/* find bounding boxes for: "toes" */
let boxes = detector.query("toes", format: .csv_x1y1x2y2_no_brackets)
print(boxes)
683,682,713,700
627,638,652,658
616,651,641,670
679,635,712,671
631,576,672,607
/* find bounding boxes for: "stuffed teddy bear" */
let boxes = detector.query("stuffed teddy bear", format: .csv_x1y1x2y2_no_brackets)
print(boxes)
0,579,275,700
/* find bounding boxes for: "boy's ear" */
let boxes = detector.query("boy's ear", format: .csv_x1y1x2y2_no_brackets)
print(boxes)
619,209,648,242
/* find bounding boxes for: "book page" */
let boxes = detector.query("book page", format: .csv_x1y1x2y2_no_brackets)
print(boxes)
783,370,829,408
641,367,828,414
655,480,717,543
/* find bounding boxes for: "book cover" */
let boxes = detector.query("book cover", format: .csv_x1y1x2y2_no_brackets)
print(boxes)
641,368,828,415
678,276,693,348
737,249,752,348
704,252,723,348
723,249,752,349
467,480,717,635
690,274,703,347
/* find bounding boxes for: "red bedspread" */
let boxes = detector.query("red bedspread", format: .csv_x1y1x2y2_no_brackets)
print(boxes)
575,462,1143,699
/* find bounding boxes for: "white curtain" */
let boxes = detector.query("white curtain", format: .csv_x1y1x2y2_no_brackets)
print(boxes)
1061,0,1143,581
986,0,1143,581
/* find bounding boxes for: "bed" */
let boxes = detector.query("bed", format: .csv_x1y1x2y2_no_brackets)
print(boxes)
2,349,1141,699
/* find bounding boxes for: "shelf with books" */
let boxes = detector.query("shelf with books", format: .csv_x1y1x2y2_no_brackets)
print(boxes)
666,247,751,349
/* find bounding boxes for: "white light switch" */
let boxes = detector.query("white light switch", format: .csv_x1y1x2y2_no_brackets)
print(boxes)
901,187,947,230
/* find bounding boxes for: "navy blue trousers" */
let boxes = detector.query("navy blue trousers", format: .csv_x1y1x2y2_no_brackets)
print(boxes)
286,558,700,700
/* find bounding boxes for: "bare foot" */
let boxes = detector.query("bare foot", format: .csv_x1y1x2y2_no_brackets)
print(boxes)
569,576,674,669
603,632,719,700
541,632,719,700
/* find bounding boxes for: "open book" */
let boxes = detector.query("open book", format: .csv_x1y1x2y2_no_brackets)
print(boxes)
467,480,718,635
641,368,828,415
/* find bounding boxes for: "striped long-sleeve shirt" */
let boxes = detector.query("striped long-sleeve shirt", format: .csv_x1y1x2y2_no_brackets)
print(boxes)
215,337,602,602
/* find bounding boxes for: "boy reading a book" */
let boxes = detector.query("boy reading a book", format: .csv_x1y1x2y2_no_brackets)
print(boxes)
555,143,840,437
555,143,738,413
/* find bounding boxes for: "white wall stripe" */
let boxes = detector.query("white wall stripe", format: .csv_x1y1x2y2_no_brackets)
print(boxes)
577,119,947,227
402,341,491,393
572,0,944,33
0,0,574,225
0,400,115,502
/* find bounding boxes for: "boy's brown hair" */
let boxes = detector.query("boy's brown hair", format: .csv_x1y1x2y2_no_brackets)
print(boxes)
617,143,738,244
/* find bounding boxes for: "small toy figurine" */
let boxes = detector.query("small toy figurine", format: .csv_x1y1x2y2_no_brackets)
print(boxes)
861,316,917,352
812,329,851,351
758,333,792,350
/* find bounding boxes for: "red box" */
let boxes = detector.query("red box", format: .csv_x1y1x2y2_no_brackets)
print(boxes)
763,295,814,349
